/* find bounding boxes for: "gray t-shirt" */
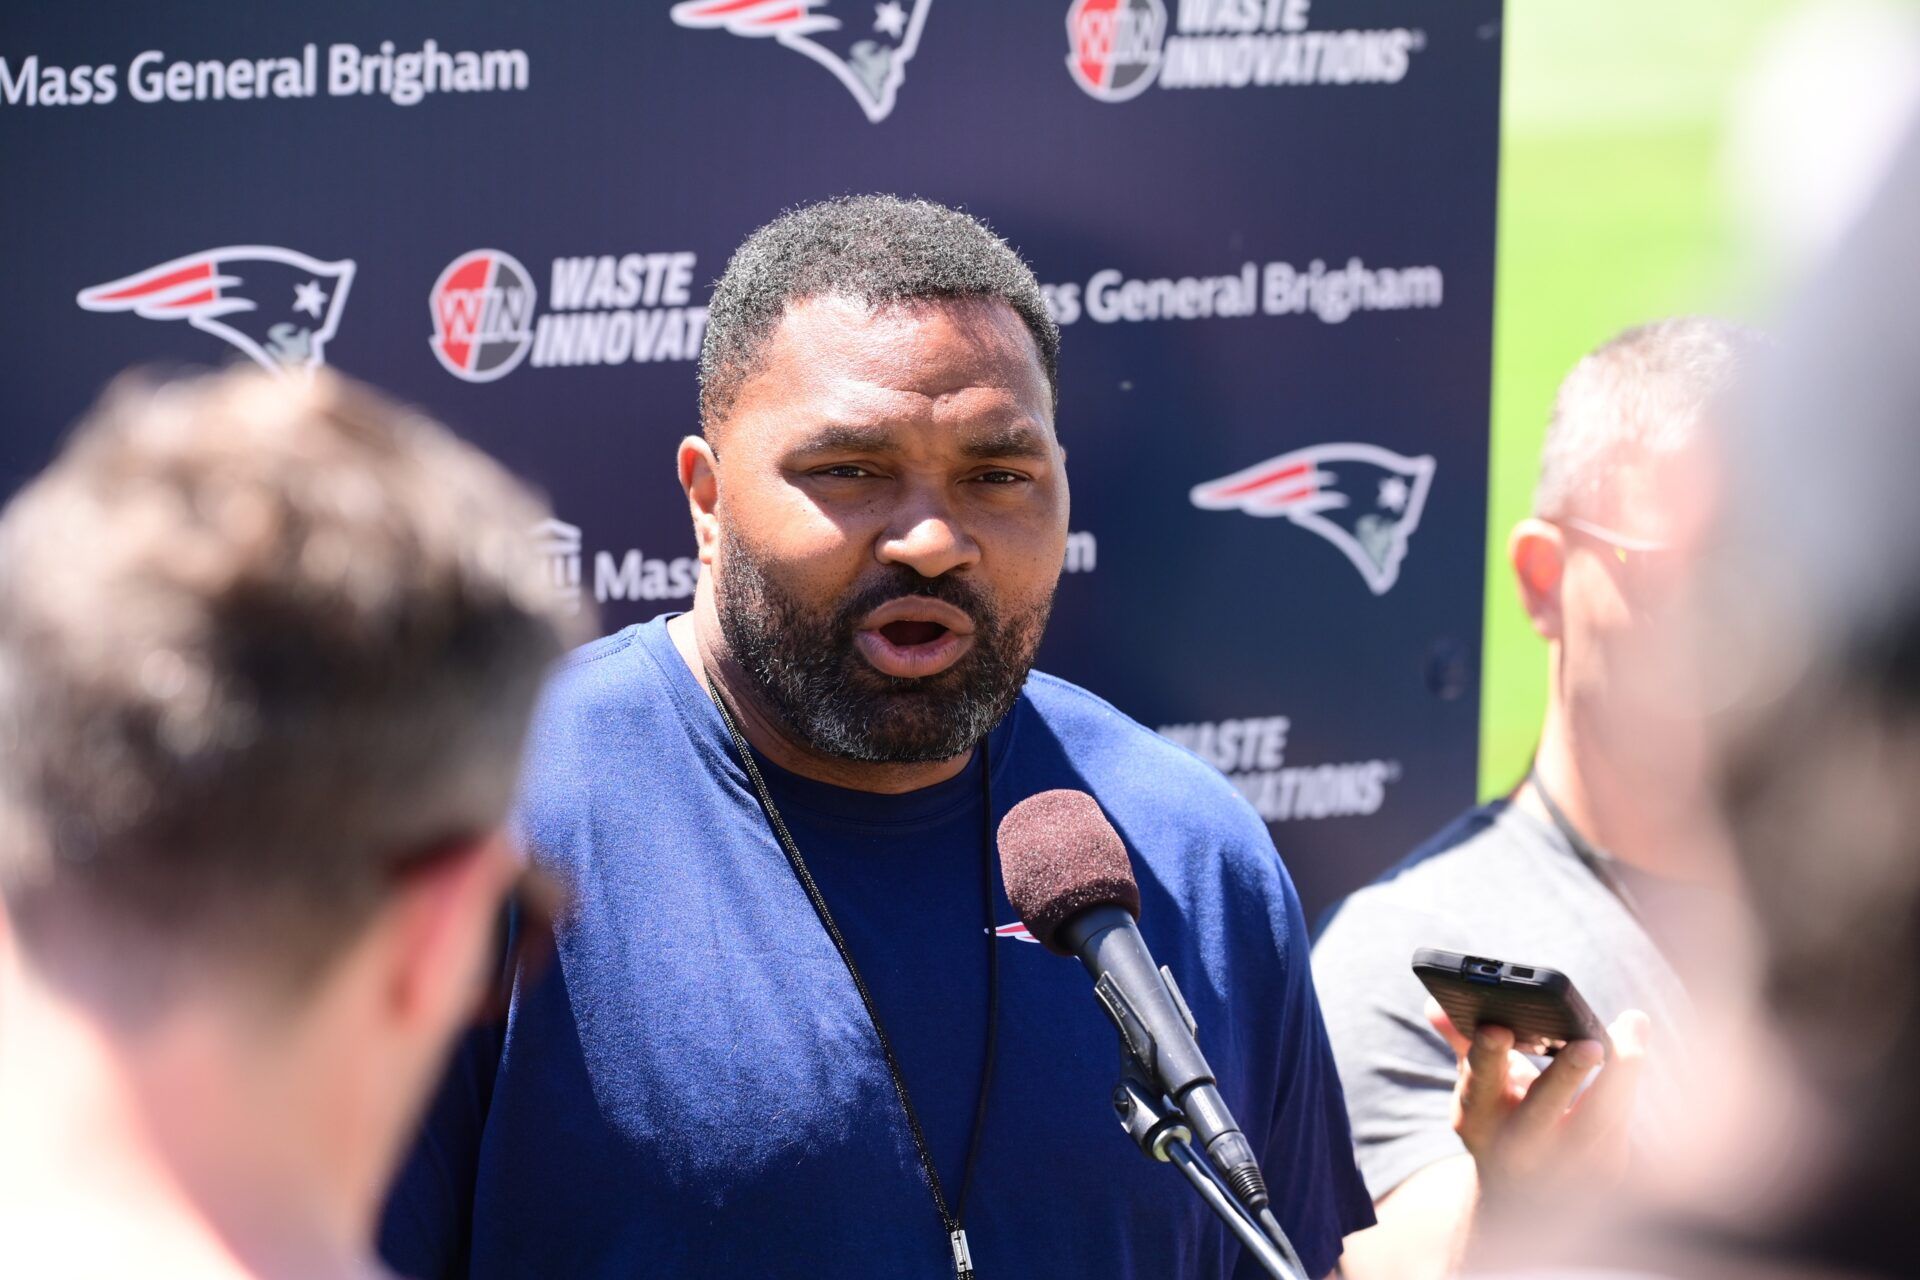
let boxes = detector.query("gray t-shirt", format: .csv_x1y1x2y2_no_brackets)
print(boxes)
1310,801,1697,1201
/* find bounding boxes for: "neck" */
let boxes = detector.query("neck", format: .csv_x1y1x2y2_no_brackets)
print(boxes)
671,590,973,795
1521,695,1731,887
0,965,371,1280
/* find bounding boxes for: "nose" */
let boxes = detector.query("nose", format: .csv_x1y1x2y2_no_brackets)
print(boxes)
877,486,981,579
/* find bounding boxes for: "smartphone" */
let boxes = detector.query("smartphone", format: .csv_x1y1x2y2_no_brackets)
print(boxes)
1411,947,1610,1057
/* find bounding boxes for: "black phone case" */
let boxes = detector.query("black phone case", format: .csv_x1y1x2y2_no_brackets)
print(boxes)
1411,947,1610,1057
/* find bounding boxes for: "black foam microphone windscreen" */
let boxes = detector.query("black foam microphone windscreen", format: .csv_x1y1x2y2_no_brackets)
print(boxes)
996,789,1140,955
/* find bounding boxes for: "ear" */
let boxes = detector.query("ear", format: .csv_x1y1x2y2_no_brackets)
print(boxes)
1510,518,1567,641
382,833,511,1034
679,435,721,568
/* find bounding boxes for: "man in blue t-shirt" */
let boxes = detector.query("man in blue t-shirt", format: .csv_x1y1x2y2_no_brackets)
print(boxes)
381,195,1372,1279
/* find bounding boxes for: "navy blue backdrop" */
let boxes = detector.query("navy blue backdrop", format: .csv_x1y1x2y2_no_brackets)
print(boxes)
0,0,1502,919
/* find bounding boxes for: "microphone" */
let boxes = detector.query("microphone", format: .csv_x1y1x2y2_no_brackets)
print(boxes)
997,789,1272,1214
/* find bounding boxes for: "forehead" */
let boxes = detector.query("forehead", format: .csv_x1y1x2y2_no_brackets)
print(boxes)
1603,434,1717,541
720,294,1053,446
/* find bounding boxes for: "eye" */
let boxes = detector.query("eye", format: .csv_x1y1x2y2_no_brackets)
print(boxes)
972,469,1028,485
815,464,877,480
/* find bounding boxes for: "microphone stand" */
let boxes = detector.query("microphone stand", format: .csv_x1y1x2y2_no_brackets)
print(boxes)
1112,1074,1308,1280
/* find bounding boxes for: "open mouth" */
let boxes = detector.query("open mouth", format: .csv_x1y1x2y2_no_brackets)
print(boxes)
854,597,978,679
878,619,951,648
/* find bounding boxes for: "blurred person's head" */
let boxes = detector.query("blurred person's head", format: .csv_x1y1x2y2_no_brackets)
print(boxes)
1511,318,1754,839
0,367,574,1273
1470,128,1920,1280
682,195,1067,778
1692,119,1920,1278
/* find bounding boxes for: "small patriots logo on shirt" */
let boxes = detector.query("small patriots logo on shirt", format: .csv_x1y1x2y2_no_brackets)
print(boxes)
993,922,1040,944
670,0,932,122
1190,441,1437,595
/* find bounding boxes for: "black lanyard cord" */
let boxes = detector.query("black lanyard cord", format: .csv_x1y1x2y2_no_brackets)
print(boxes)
1526,764,1646,928
705,671,998,1279
958,746,1001,1231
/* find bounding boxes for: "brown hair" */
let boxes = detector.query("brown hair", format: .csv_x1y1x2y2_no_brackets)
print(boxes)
0,368,578,1001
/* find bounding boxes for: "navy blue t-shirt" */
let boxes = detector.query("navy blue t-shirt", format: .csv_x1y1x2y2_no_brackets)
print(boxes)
381,617,1371,1278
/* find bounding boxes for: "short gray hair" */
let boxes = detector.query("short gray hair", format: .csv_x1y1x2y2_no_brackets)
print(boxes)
0,368,578,996
1533,316,1756,521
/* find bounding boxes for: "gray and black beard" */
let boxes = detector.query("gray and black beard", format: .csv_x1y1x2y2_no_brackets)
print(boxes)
714,525,1053,764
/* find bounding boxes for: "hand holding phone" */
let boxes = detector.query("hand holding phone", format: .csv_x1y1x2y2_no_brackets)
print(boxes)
1411,947,1609,1057
1412,946,1651,1192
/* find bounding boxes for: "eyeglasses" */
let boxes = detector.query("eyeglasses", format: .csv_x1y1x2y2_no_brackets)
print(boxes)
1549,516,1684,605
389,837,564,1025
1554,516,1672,557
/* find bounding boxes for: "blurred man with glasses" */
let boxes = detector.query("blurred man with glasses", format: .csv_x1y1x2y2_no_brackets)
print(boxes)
1313,318,1757,1279
0,368,577,1279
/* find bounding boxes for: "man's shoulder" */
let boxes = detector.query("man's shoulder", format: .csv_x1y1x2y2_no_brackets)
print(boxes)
1313,801,1550,960
533,619,678,720
551,620,655,689
1375,801,1525,887
1016,670,1273,851
1020,670,1254,803
520,619,696,781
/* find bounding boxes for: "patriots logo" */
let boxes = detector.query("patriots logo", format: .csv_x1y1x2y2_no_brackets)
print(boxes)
77,246,356,376
1191,442,1437,595
671,0,932,123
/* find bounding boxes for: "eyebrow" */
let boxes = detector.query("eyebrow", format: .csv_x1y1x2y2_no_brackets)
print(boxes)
790,424,897,456
959,424,1052,461
788,422,1053,461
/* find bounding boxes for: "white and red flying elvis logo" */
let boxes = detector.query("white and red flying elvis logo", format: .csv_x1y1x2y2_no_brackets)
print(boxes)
1191,442,1437,595
77,246,355,375
671,0,931,123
